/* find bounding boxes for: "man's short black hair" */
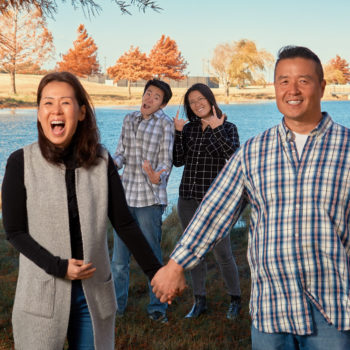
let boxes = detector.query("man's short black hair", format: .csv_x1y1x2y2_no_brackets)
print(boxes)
274,46,324,82
144,79,173,105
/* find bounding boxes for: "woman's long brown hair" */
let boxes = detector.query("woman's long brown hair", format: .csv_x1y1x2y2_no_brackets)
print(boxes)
37,71,102,168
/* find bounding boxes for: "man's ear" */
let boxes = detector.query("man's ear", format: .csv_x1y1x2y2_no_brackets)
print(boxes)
320,79,326,98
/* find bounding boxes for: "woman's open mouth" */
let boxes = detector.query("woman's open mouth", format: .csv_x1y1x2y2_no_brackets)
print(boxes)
51,120,65,135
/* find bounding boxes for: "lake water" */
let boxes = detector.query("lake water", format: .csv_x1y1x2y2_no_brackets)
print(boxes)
1,101,350,210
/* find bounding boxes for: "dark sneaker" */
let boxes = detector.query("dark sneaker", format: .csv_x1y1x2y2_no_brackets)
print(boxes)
148,311,168,324
185,295,207,318
226,299,241,320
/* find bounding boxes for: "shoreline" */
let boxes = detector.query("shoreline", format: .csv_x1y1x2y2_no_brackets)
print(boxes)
0,96,344,110
1,74,347,109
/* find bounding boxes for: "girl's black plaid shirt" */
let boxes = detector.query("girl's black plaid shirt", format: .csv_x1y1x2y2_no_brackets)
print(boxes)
173,119,239,201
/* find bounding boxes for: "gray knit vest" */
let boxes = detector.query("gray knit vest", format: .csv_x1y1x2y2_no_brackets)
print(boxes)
12,143,116,350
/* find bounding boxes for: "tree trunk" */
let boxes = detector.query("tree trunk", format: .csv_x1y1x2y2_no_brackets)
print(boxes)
10,70,17,95
128,80,131,99
225,82,229,97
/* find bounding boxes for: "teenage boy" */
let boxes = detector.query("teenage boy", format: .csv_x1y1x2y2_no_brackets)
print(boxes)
112,79,174,323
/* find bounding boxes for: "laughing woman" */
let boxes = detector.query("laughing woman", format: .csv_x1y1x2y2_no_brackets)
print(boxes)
173,83,241,319
1,72,162,350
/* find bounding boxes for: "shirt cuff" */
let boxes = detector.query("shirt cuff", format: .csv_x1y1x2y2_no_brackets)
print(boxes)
170,243,200,270
57,259,69,278
113,155,123,170
212,124,226,138
175,130,183,138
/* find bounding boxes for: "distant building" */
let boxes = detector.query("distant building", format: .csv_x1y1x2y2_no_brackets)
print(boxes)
112,76,219,89
82,75,219,88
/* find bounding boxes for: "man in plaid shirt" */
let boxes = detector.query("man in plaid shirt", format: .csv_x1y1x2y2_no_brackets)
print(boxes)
111,79,174,323
152,46,350,348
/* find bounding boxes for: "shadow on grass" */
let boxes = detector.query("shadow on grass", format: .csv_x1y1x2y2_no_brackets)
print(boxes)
0,206,252,350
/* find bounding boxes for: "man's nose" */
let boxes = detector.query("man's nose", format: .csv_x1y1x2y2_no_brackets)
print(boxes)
289,81,301,94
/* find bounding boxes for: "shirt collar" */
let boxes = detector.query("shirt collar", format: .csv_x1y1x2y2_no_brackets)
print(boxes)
135,108,164,121
279,112,333,142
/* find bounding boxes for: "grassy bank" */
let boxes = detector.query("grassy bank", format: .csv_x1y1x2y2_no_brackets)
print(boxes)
1,74,346,110
0,73,273,109
0,207,251,350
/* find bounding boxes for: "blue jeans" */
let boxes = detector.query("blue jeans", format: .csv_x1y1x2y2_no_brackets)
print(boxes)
111,205,167,315
251,302,350,350
67,280,94,350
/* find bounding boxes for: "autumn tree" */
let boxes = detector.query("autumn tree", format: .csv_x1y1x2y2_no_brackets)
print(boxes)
107,46,152,98
1,0,162,17
0,5,54,94
211,42,236,97
57,24,100,77
229,39,274,89
149,35,187,81
324,55,350,84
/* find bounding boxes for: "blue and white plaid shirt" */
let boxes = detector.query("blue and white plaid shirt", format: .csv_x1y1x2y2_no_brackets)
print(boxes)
171,113,350,335
114,109,174,207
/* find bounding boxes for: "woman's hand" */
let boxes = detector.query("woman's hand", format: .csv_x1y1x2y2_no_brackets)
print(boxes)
65,259,96,280
202,106,226,130
173,110,188,131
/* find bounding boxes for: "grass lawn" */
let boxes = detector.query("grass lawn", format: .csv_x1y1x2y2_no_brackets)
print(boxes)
0,73,276,109
0,207,252,349
0,73,345,110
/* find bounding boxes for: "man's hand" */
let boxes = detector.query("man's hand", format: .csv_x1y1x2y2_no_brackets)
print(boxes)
202,106,225,130
173,110,188,131
65,259,96,280
142,160,166,184
151,259,187,304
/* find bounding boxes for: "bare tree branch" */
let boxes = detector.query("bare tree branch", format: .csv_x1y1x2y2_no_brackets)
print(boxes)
0,0,162,18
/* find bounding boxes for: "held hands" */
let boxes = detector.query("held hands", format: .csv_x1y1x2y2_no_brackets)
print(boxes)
65,259,96,280
142,160,166,184
151,259,187,304
173,110,188,131
202,106,226,130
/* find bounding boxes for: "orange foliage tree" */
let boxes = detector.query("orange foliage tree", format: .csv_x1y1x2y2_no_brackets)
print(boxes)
107,46,152,98
0,4,54,94
324,55,350,84
57,24,100,77
149,35,187,80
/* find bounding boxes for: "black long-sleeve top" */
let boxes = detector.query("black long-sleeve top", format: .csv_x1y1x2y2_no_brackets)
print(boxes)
173,120,240,200
1,148,162,280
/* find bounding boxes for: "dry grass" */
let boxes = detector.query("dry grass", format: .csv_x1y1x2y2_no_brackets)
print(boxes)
0,73,342,109
0,207,252,350
0,73,344,109
0,73,273,107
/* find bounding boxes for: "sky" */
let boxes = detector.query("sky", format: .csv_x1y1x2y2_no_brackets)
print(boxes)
45,0,350,80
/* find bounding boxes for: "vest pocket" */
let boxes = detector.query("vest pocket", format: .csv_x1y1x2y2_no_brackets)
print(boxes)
94,275,117,320
16,275,55,318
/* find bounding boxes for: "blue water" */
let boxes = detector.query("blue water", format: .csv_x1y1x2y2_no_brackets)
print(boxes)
1,101,350,210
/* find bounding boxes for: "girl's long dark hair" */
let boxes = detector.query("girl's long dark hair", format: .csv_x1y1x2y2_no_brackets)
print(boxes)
183,83,223,122
37,71,102,168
